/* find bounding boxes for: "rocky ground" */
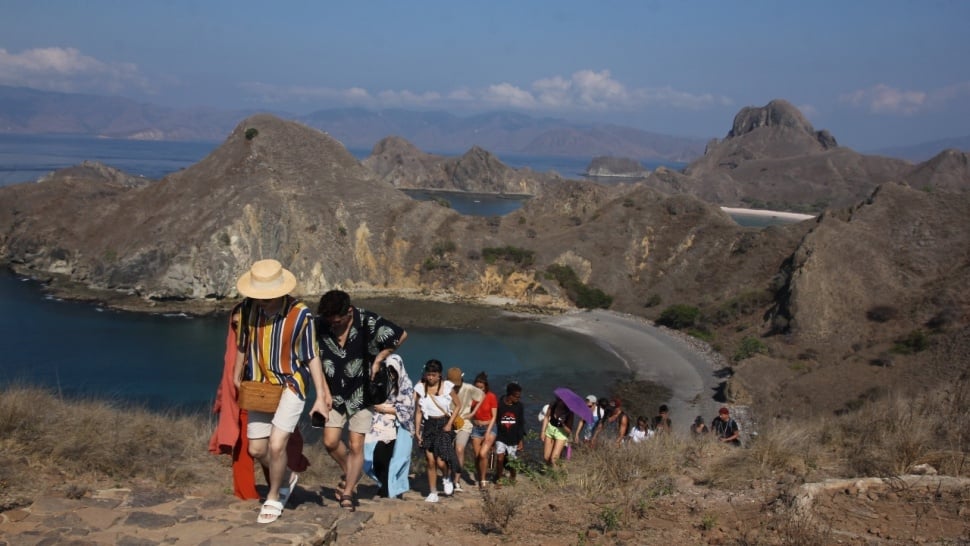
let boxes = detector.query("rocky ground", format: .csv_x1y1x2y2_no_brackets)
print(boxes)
3,465,968,545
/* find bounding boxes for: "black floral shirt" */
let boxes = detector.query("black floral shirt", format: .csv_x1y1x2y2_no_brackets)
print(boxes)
317,307,405,416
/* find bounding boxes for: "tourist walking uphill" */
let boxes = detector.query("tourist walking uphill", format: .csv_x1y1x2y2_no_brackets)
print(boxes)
363,353,416,499
493,382,526,487
592,398,630,447
574,394,603,446
711,407,741,446
469,372,498,488
315,290,408,511
414,359,461,502
232,259,328,524
447,366,484,490
541,393,575,467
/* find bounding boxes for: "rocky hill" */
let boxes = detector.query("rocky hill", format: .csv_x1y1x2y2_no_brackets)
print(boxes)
1,109,969,420
362,136,547,195
903,148,970,193
679,99,912,211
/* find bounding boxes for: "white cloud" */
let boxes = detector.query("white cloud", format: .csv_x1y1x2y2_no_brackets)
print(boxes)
838,82,970,115
241,69,731,115
482,82,537,108
0,47,149,94
376,89,442,107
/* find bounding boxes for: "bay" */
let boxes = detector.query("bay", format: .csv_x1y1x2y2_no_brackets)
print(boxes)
0,270,627,416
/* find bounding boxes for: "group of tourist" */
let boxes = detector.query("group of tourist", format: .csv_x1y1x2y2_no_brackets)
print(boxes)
220,258,740,525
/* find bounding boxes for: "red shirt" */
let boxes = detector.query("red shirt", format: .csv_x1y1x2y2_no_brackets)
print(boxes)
473,391,498,421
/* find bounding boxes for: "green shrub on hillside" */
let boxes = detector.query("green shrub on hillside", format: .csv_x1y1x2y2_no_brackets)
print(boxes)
545,264,613,309
244,127,258,140
733,336,768,361
482,246,535,266
656,304,700,330
709,290,773,326
891,329,930,354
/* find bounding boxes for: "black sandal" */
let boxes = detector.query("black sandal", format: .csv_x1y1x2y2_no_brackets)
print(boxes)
339,495,355,512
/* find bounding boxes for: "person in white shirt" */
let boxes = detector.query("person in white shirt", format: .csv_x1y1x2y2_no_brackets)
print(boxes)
413,359,461,502
628,416,654,443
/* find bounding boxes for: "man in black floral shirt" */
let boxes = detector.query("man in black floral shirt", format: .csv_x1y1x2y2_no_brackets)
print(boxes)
316,290,407,510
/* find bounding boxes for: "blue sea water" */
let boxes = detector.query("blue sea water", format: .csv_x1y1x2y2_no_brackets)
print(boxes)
0,271,626,416
0,134,215,185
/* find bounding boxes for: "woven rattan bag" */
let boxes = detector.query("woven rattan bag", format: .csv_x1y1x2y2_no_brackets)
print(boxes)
238,381,283,413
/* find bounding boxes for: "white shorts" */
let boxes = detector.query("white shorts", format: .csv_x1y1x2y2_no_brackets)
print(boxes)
495,441,518,459
247,388,304,438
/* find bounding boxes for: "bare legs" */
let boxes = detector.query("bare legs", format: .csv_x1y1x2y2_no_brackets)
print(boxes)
248,425,291,502
543,435,567,467
475,432,496,483
323,427,365,499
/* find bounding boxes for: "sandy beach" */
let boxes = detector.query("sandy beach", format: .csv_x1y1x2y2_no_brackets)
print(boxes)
721,206,816,221
536,308,727,430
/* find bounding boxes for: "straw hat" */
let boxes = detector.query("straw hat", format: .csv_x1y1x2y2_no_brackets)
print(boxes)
236,259,297,299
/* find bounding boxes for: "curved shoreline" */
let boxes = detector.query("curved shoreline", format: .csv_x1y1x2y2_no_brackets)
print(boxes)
9,269,728,424
522,308,727,429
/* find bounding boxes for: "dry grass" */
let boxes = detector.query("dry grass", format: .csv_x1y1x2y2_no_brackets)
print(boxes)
0,385,224,506
3,378,969,543
823,380,970,477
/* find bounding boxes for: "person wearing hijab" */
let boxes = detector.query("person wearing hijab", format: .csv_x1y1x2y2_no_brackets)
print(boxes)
363,354,415,499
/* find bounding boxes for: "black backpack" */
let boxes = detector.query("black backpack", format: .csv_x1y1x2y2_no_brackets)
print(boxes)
366,362,396,405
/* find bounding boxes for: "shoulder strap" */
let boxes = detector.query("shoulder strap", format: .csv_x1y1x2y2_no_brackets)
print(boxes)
427,388,450,416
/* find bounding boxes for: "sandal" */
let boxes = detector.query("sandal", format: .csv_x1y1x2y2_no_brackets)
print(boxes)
257,499,284,524
278,472,298,507
339,495,355,512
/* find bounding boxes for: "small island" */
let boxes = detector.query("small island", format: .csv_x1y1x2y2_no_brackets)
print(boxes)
584,155,650,178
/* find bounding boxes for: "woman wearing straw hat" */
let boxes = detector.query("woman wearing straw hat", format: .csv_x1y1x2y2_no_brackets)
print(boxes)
233,259,329,524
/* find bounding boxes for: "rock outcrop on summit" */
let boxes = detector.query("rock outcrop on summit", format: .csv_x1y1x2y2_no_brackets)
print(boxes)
673,99,911,211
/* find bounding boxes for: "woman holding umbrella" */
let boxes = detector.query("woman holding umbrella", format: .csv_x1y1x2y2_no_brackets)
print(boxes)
542,387,591,467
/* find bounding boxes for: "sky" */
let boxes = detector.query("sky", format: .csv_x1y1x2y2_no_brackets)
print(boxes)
1,0,968,150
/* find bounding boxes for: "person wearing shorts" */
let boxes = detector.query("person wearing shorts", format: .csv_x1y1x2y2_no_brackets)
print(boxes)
233,260,327,524
541,395,574,467
493,382,525,486
315,290,407,511
469,372,498,487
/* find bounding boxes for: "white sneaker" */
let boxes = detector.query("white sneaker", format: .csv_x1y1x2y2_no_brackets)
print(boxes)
453,481,464,493
443,478,454,495
425,492,439,503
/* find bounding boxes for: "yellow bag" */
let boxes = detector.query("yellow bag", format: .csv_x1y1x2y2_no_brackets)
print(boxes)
453,415,465,430
238,381,283,413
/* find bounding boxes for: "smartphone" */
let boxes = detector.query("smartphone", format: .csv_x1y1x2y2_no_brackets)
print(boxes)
310,411,326,428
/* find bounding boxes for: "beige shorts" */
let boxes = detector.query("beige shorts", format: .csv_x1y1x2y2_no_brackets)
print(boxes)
325,407,374,435
454,427,471,449
247,388,304,438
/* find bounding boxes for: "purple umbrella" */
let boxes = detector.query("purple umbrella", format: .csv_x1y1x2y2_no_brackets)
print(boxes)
553,387,594,425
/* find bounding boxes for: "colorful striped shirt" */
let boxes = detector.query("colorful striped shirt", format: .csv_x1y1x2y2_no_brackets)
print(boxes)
234,297,317,400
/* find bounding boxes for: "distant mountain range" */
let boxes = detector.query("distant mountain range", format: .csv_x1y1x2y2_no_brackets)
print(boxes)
1,85,967,163
0,85,706,161
870,136,970,162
